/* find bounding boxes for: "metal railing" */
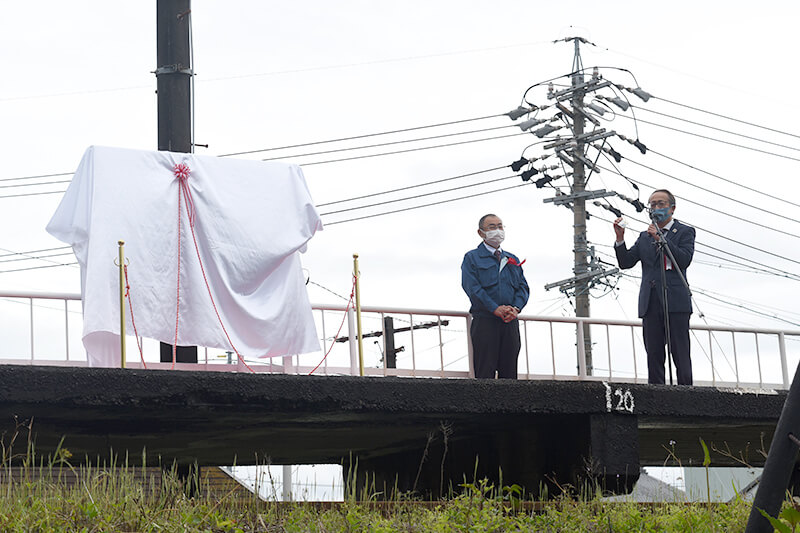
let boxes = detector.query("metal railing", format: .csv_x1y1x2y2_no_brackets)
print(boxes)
0,290,798,389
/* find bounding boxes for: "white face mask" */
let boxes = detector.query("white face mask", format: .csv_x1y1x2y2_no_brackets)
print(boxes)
482,228,505,248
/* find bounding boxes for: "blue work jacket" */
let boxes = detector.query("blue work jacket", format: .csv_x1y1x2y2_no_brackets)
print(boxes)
461,243,530,319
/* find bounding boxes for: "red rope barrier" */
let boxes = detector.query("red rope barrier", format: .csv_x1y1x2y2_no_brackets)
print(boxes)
308,276,356,375
123,264,147,368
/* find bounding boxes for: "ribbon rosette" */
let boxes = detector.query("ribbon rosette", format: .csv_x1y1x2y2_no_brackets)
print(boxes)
506,256,526,267
173,162,195,227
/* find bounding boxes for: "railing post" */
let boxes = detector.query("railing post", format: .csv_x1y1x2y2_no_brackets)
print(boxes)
353,254,364,376
29,298,34,362
606,324,612,379
732,331,739,388
347,307,358,376
466,315,474,378
576,320,587,379
409,313,417,377
64,299,70,361
780,332,790,390
117,240,127,368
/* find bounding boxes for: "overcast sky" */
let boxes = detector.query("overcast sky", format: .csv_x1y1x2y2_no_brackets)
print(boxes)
2,1,800,373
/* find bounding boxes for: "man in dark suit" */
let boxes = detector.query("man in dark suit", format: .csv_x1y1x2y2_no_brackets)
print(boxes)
613,189,695,385
461,214,530,379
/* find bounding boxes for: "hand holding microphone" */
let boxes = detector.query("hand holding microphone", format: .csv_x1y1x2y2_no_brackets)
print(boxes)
613,217,626,241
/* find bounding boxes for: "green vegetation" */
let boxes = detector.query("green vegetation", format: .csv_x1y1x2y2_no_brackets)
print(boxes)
0,461,763,532
0,421,786,532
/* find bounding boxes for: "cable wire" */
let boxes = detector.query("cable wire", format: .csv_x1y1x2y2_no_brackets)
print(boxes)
0,190,66,200
632,104,800,154
0,180,71,190
592,211,800,282
299,131,529,166
317,165,509,208
320,174,517,216
262,124,517,161
218,114,506,157
647,147,800,210
598,162,800,238
0,262,78,274
653,96,800,142
0,246,71,259
615,114,800,163
324,182,529,225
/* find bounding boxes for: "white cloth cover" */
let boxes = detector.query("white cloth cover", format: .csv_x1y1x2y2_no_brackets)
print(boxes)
47,145,323,367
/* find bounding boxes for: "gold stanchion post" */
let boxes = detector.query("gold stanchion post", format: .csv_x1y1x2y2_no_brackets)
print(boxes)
117,240,127,368
353,253,364,376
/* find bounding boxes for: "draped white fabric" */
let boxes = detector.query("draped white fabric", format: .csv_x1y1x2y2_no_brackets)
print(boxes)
47,146,323,367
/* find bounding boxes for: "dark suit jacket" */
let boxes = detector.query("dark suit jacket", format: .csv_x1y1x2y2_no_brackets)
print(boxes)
615,219,695,318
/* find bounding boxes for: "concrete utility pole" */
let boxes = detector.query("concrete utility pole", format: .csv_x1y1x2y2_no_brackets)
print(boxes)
156,0,197,363
533,37,620,376
569,38,593,373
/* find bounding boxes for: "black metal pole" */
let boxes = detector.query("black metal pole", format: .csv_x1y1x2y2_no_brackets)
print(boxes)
657,240,674,385
384,317,396,369
156,0,196,363
746,361,800,532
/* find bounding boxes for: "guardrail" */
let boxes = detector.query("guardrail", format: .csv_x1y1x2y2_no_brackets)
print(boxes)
0,290,798,389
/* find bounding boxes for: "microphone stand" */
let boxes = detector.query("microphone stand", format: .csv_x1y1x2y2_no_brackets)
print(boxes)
651,213,693,386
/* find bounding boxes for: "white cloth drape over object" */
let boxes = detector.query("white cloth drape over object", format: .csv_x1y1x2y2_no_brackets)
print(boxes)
47,146,323,367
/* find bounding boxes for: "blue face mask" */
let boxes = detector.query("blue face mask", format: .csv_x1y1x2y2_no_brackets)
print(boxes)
650,206,672,223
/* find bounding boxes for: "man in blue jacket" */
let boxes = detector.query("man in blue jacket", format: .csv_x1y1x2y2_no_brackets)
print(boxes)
613,189,695,385
461,214,530,379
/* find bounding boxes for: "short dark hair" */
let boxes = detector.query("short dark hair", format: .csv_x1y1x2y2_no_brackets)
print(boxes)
650,189,675,207
478,213,497,230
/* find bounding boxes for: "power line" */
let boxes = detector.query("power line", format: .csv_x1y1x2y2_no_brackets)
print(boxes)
317,165,509,208
324,182,529,225
693,252,800,282
695,240,800,281
599,162,800,238
693,288,800,328
615,114,800,163
0,251,73,264
262,124,517,162
647,147,800,210
0,262,78,274
0,172,73,184
0,246,71,259
0,190,66,200
319,174,517,216
218,114,506,157
591,211,800,282
0,179,71,190
299,131,529,167
653,96,800,142
695,285,800,323
631,104,800,154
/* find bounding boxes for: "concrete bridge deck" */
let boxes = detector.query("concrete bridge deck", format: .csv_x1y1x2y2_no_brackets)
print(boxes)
0,365,785,497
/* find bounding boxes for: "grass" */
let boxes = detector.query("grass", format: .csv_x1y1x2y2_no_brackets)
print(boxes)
0,419,781,532
0,460,761,532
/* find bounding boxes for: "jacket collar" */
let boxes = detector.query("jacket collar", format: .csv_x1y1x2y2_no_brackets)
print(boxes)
476,242,501,258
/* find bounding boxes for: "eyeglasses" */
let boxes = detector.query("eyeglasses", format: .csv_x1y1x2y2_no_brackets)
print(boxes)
649,201,671,209
483,224,504,230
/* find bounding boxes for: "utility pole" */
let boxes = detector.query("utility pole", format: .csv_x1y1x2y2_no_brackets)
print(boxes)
336,318,448,369
384,317,398,369
569,38,593,373
156,0,197,363
508,37,654,377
